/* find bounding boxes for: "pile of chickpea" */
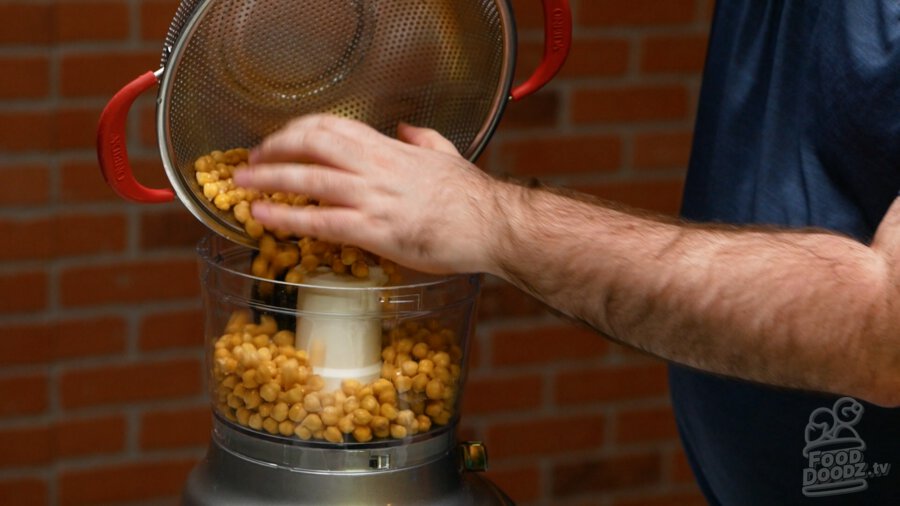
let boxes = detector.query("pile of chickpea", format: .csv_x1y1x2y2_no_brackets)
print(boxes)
193,148,401,284
213,311,464,443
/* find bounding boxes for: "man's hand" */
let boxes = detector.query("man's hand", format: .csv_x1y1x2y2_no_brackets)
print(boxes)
234,114,507,275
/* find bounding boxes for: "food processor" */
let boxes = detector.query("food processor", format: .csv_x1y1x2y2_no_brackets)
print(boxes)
95,0,572,503
183,235,509,504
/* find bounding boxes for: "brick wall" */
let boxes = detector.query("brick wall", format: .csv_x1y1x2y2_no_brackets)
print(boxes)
0,0,711,504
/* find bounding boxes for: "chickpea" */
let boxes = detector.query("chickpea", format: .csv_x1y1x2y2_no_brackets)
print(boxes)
352,408,373,426
259,382,280,403
295,425,313,440
411,342,429,360
425,379,444,400
377,388,397,405
302,413,324,432
396,409,415,428
284,386,304,404
263,417,279,435
244,389,262,410
353,426,373,443
433,410,451,426
245,219,264,239
258,403,273,418
288,404,307,422
360,395,379,415
303,392,323,413
433,352,450,368
396,338,414,354
411,373,429,393
337,415,355,434
248,413,263,430
390,424,408,439
321,406,341,426
341,379,361,397
278,420,295,437
425,401,442,418
241,369,258,389
380,403,398,421
324,426,344,443
400,360,418,377
416,415,432,433
272,402,289,422
382,347,397,363
236,408,251,426
393,375,412,394
350,261,369,279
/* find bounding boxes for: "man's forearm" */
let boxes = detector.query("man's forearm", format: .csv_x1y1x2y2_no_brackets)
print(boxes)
488,183,900,406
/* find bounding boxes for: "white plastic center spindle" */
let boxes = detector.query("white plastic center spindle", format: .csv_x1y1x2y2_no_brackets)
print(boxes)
296,268,387,391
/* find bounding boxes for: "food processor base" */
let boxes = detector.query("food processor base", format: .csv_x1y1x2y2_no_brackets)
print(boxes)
182,431,514,505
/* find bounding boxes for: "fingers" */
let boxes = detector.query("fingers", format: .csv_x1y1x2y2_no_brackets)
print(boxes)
251,114,381,171
397,122,459,155
250,201,383,252
234,163,363,207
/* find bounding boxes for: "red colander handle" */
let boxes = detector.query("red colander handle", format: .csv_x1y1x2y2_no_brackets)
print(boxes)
97,69,175,203
510,0,572,101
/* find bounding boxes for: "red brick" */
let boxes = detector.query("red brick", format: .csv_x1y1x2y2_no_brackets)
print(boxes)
576,179,685,216
0,217,52,260
57,107,102,150
0,477,48,506
0,111,54,152
61,160,119,203
56,213,128,257
508,0,544,30
612,489,707,506
58,459,196,506
614,405,679,443
671,448,698,484
139,102,158,149
552,452,662,496
0,4,52,45
496,134,622,176
0,165,50,206
0,57,49,99
633,130,694,170
641,34,709,74
485,466,541,503
0,318,128,365
140,208,206,250
572,86,689,123
57,1,129,42
0,214,126,261
140,405,211,449
55,317,128,360
59,258,199,307
56,415,127,458
0,270,47,314
0,426,52,468
141,0,181,41
555,363,669,405
492,324,608,366
486,414,605,459
60,358,202,409
132,156,172,189
139,307,204,351
581,0,696,27
461,374,543,415
60,51,160,97
500,91,560,130
560,38,631,79
0,323,53,366
0,374,48,416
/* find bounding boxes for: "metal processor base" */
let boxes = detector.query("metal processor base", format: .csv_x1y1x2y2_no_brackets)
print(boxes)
183,416,514,505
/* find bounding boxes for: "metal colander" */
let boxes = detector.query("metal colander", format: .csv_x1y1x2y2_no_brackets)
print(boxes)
98,0,571,246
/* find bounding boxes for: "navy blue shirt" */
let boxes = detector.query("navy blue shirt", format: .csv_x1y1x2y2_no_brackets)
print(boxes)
672,1,900,504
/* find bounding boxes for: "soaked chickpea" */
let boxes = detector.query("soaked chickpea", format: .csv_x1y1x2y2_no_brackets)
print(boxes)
213,311,465,444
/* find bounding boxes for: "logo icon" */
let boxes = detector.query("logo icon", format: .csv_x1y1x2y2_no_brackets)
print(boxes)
801,397,891,498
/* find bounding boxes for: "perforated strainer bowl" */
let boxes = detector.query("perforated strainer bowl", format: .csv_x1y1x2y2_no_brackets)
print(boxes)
98,0,572,247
